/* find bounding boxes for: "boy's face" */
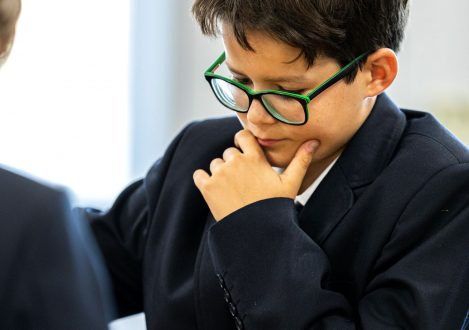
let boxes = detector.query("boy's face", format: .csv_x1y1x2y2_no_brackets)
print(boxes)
222,26,375,170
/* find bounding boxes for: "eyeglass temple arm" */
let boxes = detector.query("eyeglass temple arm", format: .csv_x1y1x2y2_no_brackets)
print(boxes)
307,52,370,100
205,52,226,74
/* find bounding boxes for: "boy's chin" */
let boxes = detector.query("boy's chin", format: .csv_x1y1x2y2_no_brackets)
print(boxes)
263,151,294,169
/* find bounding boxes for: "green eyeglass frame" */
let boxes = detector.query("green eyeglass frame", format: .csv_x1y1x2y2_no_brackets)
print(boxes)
204,51,370,125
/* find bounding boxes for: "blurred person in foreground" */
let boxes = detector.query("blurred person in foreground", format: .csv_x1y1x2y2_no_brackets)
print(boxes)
0,0,113,328
84,0,469,329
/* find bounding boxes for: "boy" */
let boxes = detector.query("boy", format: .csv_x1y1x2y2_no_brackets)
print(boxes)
86,0,469,329
0,1,113,328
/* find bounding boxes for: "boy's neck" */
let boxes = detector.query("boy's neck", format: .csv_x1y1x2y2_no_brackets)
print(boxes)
298,96,377,195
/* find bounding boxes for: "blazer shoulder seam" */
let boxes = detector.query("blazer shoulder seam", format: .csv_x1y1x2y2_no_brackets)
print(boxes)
404,132,467,163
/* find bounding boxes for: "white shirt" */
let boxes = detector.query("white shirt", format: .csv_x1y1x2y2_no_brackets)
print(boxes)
294,157,340,207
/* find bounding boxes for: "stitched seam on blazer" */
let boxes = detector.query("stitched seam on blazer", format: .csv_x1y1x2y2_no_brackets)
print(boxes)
404,132,465,163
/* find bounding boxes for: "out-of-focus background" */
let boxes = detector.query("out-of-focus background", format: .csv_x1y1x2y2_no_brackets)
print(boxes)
0,0,468,329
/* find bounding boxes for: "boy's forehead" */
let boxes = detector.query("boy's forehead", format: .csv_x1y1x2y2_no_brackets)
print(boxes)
222,24,300,62
221,25,310,71
221,25,334,81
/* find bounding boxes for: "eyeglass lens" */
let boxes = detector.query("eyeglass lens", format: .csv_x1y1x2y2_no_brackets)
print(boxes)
210,78,305,124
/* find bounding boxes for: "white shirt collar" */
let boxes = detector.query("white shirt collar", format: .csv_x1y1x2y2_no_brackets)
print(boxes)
294,156,340,206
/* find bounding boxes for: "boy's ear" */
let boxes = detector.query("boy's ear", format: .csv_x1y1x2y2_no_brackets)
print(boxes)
363,48,398,97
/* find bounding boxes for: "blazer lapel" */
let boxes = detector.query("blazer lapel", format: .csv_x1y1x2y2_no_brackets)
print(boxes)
298,167,354,244
299,93,407,244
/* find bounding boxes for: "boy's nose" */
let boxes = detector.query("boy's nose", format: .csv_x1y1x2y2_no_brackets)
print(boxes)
246,99,277,126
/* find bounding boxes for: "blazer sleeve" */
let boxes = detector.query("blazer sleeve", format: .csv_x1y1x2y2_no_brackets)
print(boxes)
0,169,114,330
30,190,114,330
207,163,469,330
81,123,194,317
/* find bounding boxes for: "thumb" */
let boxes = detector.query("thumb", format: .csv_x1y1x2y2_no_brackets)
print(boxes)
281,140,320,188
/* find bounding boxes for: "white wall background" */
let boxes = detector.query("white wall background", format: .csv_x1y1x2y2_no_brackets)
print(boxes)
388,0,469,108
0,0,130,208
0,1,468,329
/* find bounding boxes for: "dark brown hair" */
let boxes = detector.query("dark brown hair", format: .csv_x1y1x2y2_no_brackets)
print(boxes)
192,0,409,82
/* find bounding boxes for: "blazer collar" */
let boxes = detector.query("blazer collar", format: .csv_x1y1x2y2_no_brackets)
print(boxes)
299,93,407,244
338,93,407,188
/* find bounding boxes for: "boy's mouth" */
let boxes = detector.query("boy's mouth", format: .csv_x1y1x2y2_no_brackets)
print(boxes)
256,137,284,147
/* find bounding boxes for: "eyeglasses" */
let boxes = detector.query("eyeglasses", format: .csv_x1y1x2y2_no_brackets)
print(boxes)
204,51,370,125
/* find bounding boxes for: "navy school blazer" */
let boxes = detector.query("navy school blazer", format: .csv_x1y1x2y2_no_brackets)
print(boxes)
0,168,114,329
86,93,469,329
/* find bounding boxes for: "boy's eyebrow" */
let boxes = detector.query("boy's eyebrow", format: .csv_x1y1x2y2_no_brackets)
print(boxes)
226,62,308,83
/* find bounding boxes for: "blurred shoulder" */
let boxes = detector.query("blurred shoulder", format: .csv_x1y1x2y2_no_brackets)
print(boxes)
0,166,70,230
0,166,67,201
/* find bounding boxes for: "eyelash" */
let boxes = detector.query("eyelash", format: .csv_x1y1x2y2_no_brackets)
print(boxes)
233,77,305,94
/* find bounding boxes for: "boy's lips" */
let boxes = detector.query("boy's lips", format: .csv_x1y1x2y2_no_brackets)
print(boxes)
256,137,285,147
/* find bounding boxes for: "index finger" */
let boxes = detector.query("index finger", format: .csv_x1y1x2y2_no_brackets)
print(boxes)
234,130,264,157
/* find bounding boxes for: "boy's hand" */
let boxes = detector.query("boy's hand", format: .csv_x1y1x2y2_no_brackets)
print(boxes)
193,129,319,221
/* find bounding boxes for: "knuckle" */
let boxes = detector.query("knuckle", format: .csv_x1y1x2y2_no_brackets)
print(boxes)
209,158,223,173
235,129,249,142
222,147,233,158
236,129,246,137
193,170,204,185
224,148,242,162
239,129,250,137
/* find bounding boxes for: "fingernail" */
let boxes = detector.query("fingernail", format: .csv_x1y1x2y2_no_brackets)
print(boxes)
306,140,320,152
